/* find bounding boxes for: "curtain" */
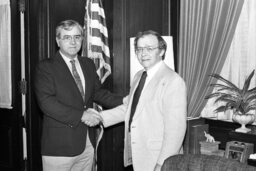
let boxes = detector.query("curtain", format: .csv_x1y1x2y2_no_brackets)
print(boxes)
178,0,244,118
0,0,12,109
201,0,256,118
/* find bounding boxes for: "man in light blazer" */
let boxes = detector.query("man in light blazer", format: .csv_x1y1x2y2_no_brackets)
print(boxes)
34,20,122,171
100,30,187,171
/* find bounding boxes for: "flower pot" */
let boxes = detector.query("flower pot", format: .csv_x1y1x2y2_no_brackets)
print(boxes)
232,113,255,133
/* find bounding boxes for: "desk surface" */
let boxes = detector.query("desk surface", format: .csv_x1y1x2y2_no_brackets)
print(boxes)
203,117,256,126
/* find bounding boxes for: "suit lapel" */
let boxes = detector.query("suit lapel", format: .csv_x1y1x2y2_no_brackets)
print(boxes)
127,71,144,121
55,52,85,103
132,63,167,120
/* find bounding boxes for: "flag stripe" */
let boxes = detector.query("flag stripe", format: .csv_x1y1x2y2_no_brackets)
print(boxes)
91,0,105,17
91,12,106,27
91,27,108,46
89,47,111,64
90,15,108,37
89,38,110,57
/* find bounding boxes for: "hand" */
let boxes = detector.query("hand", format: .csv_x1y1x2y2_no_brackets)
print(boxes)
81,108,102,127
153,164,162,171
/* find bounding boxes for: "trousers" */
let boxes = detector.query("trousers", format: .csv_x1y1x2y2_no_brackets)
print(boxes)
42,134,94,171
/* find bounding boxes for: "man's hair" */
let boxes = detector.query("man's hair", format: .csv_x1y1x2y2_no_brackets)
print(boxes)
134,30,167,59
56,20,83,39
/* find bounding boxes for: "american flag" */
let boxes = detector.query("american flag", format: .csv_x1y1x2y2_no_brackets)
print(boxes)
82,0,110,170
82,0,111,83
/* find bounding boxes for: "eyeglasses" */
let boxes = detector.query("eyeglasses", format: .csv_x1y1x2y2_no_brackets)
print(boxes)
135,46,159,54
60,35,82,42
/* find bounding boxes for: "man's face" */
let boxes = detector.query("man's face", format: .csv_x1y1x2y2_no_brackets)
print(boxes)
56,26,83,59
136,35,164,70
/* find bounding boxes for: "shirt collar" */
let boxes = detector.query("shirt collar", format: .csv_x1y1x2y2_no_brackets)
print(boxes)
145,61,163,77
59,50,78,64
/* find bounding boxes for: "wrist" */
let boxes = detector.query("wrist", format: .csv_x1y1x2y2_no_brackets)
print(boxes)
99,111,105,126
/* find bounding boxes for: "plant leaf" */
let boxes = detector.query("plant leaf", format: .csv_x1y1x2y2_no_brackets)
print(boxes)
210,74,240,91
214,106,228,113
205,92,229,99
242,70,255,94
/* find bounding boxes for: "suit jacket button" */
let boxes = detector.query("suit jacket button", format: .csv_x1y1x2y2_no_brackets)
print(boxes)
84,105,86,109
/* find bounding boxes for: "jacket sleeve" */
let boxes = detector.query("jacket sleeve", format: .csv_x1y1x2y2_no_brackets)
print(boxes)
101,95,129,127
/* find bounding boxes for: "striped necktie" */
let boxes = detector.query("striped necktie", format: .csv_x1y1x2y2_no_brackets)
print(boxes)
129,71,147,131
70,60,85,101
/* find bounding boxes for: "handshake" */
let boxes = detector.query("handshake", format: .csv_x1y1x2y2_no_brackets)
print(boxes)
81,108,103,127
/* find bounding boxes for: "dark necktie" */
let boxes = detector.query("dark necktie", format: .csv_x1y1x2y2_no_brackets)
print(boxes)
70,60,85,101
129,71,147,131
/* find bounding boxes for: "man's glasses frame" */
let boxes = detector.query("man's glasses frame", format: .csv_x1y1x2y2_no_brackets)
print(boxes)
60,35,83,42
135,46,159,54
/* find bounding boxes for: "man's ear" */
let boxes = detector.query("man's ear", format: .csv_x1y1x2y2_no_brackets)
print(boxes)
159,49,165,58
56,37,60,47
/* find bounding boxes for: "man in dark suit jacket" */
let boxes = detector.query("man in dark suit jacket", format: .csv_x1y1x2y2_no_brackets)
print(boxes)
34,20,122,171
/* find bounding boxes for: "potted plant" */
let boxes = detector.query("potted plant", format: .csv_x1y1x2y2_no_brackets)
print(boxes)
205,70,256,133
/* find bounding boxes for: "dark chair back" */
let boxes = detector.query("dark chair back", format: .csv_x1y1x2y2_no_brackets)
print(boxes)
161,154,256,171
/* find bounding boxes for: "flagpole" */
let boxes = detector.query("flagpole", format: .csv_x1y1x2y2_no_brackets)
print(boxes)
19,0,27,169
83,1,113,170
